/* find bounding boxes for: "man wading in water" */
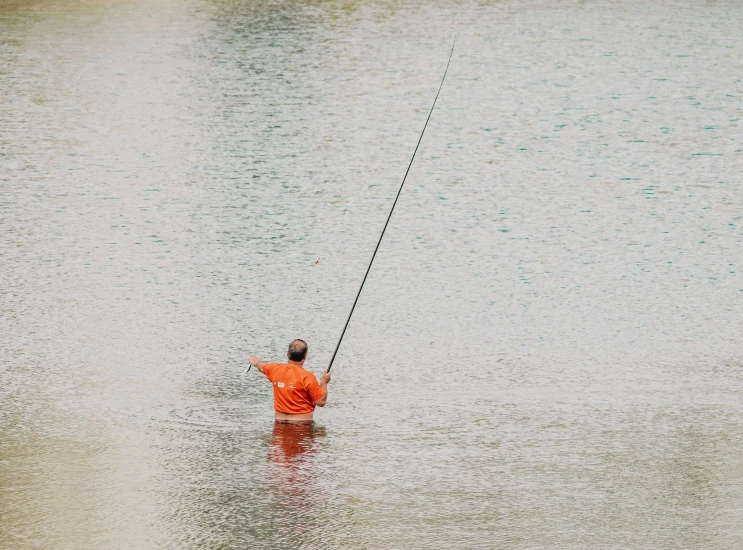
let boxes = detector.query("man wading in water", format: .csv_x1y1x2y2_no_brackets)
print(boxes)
247,339,331,422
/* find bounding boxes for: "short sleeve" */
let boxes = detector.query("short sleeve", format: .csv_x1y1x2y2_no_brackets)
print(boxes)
305,373,325,403
263,363,275,381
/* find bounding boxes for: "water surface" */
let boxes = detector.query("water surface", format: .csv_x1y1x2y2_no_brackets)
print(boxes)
1,0,742,547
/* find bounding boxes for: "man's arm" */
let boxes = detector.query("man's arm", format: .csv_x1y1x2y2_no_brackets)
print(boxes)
313,371,331,407
247,354,268,374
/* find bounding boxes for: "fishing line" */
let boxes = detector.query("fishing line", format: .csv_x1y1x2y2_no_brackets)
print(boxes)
326,37,455,373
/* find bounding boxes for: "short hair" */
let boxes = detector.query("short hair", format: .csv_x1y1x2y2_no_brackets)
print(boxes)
287,339,308,361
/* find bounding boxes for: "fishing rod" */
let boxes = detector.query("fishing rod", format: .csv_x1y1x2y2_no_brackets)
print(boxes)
326,37,455,373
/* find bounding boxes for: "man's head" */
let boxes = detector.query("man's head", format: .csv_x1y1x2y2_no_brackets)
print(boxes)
287,339,308,362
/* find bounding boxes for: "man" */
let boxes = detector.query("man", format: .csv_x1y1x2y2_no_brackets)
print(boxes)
247,339,331,423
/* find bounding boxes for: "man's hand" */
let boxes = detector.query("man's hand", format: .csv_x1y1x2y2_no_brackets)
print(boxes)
247,354,267,374
313,370,331,407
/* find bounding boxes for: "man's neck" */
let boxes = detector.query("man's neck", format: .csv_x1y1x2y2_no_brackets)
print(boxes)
286,360,304,368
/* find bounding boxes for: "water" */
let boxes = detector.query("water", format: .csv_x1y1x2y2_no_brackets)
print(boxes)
1,0,742,547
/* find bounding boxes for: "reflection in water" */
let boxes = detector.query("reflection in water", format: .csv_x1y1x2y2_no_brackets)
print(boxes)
223,421,329,548
267,422,325,523
269,421,325,467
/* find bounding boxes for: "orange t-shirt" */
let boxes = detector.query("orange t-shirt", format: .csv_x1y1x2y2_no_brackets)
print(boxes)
263,363,325,414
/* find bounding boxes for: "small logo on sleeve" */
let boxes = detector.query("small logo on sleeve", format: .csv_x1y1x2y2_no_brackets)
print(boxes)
278,382,285,388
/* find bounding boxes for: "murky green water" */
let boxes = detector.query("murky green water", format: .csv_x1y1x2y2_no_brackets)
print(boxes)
1,0,742,547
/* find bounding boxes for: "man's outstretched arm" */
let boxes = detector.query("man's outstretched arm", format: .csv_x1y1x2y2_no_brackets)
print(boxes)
247,354,267,374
